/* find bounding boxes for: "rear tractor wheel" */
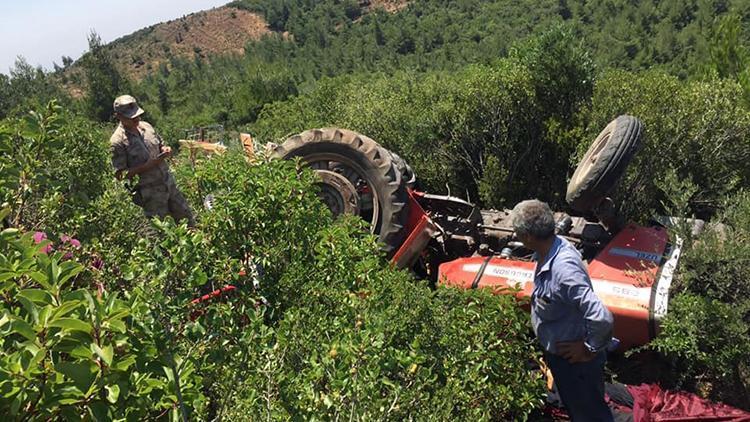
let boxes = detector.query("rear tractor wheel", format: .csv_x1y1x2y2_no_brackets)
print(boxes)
270,128,410,255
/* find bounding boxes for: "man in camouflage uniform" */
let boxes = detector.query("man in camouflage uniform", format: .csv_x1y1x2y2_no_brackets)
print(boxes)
109,95,195,226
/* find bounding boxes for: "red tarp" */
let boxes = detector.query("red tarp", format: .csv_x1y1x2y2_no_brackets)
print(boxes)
620,384,750,422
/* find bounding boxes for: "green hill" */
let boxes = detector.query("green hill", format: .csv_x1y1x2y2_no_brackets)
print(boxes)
126,0,749,131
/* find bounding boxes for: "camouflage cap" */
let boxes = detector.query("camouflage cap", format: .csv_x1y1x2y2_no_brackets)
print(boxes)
113,95,145,119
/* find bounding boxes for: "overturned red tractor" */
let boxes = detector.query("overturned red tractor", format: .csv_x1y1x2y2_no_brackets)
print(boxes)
268,116,686,351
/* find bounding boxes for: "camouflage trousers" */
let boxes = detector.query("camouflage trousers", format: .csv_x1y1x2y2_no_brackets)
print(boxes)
135,182,195,227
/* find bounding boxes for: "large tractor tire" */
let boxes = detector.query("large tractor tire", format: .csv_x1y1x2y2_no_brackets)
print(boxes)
389,151,418,189
270,128,409,255
566,115,644,212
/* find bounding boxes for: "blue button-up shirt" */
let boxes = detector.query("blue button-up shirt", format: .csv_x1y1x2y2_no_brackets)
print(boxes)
531,236,614,355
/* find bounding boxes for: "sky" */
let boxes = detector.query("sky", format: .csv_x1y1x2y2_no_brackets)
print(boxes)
0,0,229,75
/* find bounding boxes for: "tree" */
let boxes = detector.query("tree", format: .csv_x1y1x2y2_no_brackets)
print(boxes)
158,78,170,114
707,13,750,105
81,30,128,122
1,57,65,118
0,74,10,119
9,57,45,102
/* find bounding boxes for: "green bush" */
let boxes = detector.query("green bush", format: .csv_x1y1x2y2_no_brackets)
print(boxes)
582,70,750,220
648,293,750,407
0,224,205,420
186,153,331,299
74,181,151,289
169,152,544,419
645,191,750,409
121,218,266,420
220,216,543,420
0,101,111,233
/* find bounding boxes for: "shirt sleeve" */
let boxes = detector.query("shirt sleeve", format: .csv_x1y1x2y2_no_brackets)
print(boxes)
110,139,128,172
558,260,614,352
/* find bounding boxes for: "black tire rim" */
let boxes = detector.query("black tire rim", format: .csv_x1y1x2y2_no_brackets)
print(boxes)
314,169,360,217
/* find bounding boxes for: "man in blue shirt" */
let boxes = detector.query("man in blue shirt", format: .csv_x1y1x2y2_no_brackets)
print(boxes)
511,199,614,421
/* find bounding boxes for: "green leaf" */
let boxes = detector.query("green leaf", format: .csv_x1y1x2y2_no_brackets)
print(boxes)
88,400,109,421
55,361,96,394
48,259,61,287
57,398,82,405
52,299,83,319
112,354,136,372
102,319,126,333
61,288,89,303
191,270,208,287
28,271,53,291
105,384,120,404
106,308,130,322
58,261,84,286
69,344,92,360
49,318,92,334
0,271,18,283
21,111,42,138
10,317,36,341
16,296,39,325
10,393,23,414
47,385,85,406
163,365,175,383
0,227,20,239
92,344,113,366
37,305,53,328
17,288,54,305
27,346,46,372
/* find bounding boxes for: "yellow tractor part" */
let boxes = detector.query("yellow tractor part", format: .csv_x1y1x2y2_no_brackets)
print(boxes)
178,133,255,163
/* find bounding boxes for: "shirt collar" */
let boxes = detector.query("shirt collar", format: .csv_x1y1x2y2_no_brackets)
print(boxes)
119,122,143,137
537,236,563,275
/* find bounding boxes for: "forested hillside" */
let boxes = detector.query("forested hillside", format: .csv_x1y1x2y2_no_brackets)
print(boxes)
127,0,750,143
4,0,750,127
1,0,750,419
230,0,749,75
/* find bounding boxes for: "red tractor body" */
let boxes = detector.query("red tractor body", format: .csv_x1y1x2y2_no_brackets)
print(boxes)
390,189,682,351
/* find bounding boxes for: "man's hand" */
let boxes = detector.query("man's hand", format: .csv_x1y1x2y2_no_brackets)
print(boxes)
158,146,173,160
556,341,597,364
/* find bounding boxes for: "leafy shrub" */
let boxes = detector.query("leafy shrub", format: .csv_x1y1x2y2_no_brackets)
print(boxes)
0,223,205,420
509,23,594,123
582,70,750,220
0,101,110,233
645,191,750,409
74,181,151,289
122,218,266,420
221,216,544,420
166,153,545,419
185,152,331,298
647,294,750,408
